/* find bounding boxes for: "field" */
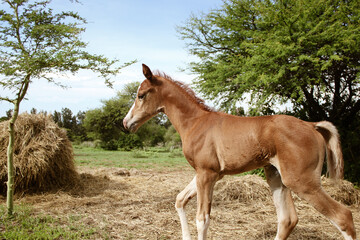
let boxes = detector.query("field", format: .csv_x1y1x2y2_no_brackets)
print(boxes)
1,146,360,239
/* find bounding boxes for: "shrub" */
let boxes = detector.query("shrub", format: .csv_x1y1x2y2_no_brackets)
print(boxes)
100,139,118,151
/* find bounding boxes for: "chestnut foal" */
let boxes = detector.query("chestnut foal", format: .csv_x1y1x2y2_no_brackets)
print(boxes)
123,64,357,240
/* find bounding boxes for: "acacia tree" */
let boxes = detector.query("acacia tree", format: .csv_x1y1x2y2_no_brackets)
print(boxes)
0,0,133,216
178,0,360,182
83,82,167,150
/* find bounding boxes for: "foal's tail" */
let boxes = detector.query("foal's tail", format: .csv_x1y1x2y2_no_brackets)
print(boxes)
314,121,344,180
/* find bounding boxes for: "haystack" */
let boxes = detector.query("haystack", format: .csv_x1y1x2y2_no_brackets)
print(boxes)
215,174,360,207
215,174,271,203
0,113,78,195
321,176,360,206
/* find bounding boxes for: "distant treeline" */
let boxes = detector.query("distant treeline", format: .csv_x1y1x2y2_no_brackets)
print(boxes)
0,82,181,151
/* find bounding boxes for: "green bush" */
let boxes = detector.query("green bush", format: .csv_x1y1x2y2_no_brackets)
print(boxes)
164,125,182,149
100,139,118,151
118,133,143,150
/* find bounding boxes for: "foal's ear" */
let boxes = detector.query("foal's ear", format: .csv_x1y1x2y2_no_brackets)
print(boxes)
142,64,153,81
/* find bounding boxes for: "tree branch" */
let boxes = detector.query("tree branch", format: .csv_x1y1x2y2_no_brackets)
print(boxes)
13,2,29,56
343,99,360,125
0,97,14,103
197,19,236,55
301,85,327,120
18,74,31,102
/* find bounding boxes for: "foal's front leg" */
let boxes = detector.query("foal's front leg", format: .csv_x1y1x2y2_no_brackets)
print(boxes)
196,170,219,240
175,176,197,240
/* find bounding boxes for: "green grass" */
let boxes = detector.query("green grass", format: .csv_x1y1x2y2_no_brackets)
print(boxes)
0,204,107,240
73,145,191,171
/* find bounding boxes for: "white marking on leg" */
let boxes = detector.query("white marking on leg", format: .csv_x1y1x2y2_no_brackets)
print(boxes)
273,188,286,239
197,214,210,240
176,207,192,240
176,176,197,240
330,220,355,240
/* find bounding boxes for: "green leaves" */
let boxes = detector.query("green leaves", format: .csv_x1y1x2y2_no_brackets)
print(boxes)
178,0,360,183
179,0,360,122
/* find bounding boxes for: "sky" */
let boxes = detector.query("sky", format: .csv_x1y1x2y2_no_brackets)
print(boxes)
0,0,223,116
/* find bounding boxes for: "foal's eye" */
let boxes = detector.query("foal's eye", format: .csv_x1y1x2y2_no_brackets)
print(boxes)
138,94,145,100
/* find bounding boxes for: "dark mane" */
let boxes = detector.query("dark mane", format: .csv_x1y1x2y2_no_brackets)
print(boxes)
153,71,214,112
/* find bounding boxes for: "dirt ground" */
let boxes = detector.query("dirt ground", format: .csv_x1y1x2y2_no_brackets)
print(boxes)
2,167,360,239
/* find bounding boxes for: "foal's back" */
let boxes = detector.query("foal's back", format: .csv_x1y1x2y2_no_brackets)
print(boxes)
183,113,324,176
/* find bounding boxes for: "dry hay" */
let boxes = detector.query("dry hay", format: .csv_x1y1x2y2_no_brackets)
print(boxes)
213,175,360,239
0,113,78,195
321,176,360,206
215,174,360,206
214,174,271,203
4,167,358,239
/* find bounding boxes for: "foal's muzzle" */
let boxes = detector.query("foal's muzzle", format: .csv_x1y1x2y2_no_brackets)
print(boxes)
123,118,138,133
122,118,130,133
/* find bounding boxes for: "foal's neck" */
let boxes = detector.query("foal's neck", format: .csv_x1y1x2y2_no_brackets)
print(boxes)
162,84,209,138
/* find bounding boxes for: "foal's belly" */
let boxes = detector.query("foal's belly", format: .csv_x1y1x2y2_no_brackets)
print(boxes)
216,141,272,175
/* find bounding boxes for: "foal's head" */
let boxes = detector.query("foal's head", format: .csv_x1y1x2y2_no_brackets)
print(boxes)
123,64,163,132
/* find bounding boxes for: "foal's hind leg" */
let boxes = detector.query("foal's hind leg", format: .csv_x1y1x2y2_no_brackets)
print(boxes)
291,183,356,239
279,169,357,239
175,176,197,240
265,165,298,240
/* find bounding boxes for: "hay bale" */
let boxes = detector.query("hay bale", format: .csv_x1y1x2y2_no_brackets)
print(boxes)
321,176,360,206
0,113,78,195
215,175,271,203
214,175,360,207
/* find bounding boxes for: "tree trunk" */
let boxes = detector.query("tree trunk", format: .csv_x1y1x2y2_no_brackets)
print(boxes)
6,76,30,217
6,100,20,217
